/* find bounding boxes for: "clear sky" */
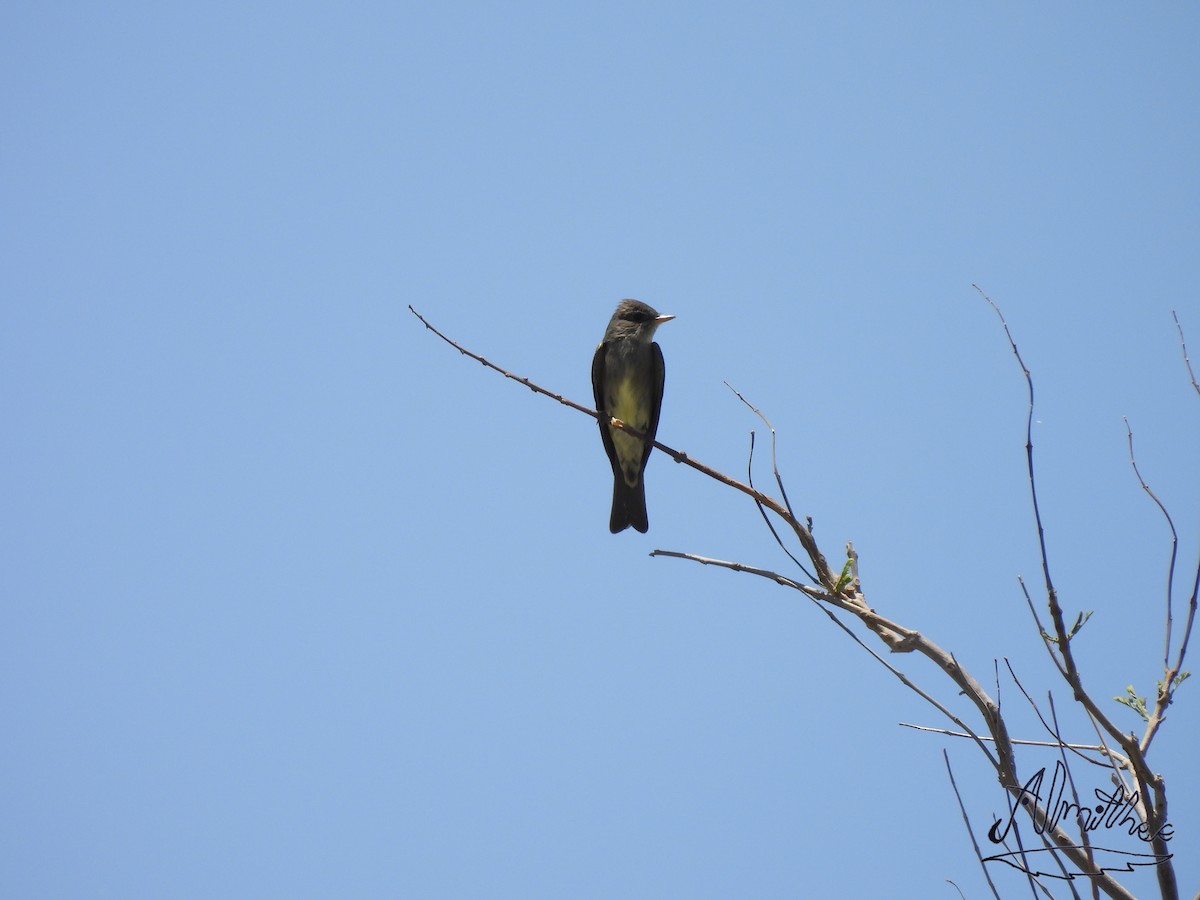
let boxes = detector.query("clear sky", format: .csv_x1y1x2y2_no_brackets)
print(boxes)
3,3,1199,897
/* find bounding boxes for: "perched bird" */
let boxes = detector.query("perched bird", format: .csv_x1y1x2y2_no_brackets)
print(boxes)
591,299,674,533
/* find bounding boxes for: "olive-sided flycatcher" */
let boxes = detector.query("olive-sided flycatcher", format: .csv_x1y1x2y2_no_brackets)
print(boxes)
591,299,674,533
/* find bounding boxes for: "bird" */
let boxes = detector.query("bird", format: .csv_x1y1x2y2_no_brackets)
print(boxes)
591,299,674,533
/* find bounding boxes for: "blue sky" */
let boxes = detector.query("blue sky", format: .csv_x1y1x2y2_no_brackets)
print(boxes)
3,2,1199,897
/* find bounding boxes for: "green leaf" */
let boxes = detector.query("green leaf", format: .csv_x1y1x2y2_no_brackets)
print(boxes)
834,558,854,593
1113,685,1149,721
1067,610,1093,639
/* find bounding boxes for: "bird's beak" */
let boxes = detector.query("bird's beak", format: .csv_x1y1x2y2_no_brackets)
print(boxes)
655,314,675,324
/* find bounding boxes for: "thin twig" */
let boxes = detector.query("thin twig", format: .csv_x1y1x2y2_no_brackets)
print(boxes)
991,790,1047,899
1170,555,1200,689
747,430,811,576
944,750,1004,900
1019,577,1068,679
974,286,1057,617
1123,418,1178,676
898,724,1128,761
801,592,1000,768
1083,708,1146,825
725,382,800,520
736,403,814,581
974,288,1141,766
1047,692,1097,900
409,305,601,419
652,549,1002,766
1164,313,1200,737
1004,660,1117,769
649,550,809,592
975,288,1159,900
1173,311,1200,399
649,551,890,626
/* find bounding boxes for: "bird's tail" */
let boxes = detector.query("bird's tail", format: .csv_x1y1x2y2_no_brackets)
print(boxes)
610,477,648,533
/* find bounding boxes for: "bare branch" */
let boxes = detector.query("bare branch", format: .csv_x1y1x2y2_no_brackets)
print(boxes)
944,750,1004,900
1018,577,1068,679
1164,315,1200,716
743,427,815,581
1173,311,1200,399
1173,558,1200,684
974,286,1056,605
974,289,1146,762
1122,416,1196,768
898,724,1129,763
652,550,1010,766
1123,418,1179,677
648,549,811,593
1004,660,1118,769
409,304,600,418
648,550,903,634
975,288,1176,899
1047,692,1099,894
724,382,800,521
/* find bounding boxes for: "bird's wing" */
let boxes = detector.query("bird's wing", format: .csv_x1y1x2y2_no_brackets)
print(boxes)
641,341,666,470
591,341,607,411
591,341,620,475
